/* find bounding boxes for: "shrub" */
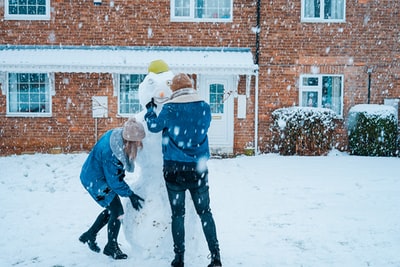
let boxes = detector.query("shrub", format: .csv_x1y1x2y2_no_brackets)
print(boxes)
271,107,339,156
348,104,398,156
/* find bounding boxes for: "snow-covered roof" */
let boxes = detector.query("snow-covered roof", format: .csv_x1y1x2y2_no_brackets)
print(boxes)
0,45,258,75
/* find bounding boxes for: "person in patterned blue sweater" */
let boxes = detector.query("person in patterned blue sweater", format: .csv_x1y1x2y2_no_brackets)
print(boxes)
145,73,222,267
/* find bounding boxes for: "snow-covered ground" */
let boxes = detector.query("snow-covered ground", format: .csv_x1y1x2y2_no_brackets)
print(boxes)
1,151,399,267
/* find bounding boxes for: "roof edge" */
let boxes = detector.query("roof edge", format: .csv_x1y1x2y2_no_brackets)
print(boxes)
0,44,252,53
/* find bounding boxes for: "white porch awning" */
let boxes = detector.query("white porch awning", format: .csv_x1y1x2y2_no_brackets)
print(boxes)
0,45,258,75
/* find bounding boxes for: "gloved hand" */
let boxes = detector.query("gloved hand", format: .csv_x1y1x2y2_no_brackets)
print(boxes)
129,192,144,211
145,98,157,110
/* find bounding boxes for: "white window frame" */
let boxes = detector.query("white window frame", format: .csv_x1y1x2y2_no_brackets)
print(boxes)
171,0,233,22
4,0,51,21
6,72,54,117
301,0,345,23
116,74,146,117
299,74,344,117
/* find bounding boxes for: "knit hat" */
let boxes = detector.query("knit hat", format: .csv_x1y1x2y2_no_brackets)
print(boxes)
122,117,146,141
170,73,193,91
148,59,170,74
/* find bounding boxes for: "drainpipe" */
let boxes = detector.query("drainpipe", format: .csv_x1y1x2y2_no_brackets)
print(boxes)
254,0,261,154
255,0,261,65
254,71,259,155
367,68,372,104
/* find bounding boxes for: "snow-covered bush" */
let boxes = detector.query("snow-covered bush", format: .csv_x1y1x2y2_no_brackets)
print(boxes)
348,104,398,157
271,107,339,156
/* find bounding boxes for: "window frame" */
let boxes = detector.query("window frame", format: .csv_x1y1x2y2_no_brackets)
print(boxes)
301,0,346,23
6,72,53,117
4,0,51,21
171,0,233,23
299,74,344,117
116,73,146,117
209,82,225,114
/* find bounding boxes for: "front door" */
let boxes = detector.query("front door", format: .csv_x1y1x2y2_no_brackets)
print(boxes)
199,75,235,154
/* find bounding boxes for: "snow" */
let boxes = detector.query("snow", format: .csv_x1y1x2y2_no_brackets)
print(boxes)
0,45,257,75
1,151,400,267
349,104,397,120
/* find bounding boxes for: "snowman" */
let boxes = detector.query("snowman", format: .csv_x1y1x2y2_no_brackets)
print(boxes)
121,60,173,255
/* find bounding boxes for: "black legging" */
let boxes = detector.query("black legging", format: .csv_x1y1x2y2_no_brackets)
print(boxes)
106,195,124,243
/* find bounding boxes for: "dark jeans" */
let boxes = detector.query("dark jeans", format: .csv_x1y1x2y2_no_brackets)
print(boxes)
165,170,220,256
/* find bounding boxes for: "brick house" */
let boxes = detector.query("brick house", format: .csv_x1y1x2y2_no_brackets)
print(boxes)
0,0,399,156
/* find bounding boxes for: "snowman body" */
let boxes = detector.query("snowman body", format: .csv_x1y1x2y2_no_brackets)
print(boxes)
122,70,174,255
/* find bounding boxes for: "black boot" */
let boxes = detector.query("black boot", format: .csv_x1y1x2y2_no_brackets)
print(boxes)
208,251,222,267
79,210,110,253
79,231,101,253
171,253,184,267
103,242,128,260
104,212,127,259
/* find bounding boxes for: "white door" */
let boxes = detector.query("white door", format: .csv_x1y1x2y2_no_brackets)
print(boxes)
199,75,235,154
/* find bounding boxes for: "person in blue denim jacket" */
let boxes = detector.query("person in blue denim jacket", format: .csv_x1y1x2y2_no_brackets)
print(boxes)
145,73,222,267
79,118,145,260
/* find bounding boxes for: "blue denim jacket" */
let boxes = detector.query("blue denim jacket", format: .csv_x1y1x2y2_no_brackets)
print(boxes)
80,129,134,207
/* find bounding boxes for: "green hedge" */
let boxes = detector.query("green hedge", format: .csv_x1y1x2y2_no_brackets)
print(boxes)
271,107,339,156
348,104,398,156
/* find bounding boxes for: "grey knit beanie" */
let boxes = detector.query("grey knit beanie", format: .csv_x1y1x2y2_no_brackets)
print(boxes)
122,117,146,141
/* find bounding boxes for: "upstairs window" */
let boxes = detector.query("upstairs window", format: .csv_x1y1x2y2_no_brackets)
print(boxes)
7,73,52,117
118,74,146,116
301,0,345,22
299,74,343,116
5,0,51,20
171,0,232,22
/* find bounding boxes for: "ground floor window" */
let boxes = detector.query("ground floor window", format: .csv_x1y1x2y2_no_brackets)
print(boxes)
118,74,146,115
7,73,52,116
299,74,343,116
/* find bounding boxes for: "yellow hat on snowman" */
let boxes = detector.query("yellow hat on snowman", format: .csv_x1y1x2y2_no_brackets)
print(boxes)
148,59,169,74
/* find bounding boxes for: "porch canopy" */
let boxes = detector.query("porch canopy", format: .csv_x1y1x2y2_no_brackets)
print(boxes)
0,45,258,75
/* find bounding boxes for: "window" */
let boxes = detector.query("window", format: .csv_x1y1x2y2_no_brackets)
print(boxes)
171,0,232,22
5,0,51,20
209,83,225,113
301,0,345,22
299,74,343,116
118,74,146,115
7,73,52,116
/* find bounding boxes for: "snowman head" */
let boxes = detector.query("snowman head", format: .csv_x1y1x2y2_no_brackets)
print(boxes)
138,60,174,108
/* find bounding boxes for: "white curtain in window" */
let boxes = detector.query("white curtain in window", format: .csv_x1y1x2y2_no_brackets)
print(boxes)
8,73,18,112
331,76,342,114
330,0,344,19
201,0,230,18
304,0,316,18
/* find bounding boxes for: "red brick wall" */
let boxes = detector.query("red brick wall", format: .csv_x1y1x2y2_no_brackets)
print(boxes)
256,0,400,153
0,73,127,154
1,0,399,155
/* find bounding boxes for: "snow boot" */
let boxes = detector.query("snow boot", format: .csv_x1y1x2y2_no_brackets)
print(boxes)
79,232,101,253
103,242,128,260
171,253,184,267
207,251,222,267
79,210,110,253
